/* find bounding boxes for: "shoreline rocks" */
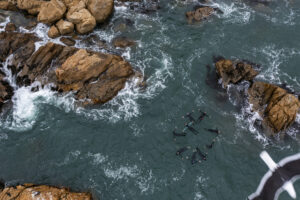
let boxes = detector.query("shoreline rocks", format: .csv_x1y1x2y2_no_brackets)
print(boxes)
215,58,259,88
248,82,300,135
213,57,299,136
0,183,92,200
0,0,114,37
0,27,138,110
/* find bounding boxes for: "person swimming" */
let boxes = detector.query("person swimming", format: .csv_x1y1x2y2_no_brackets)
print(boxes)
197,110,208,122
196,147,207,161
182,112,196,123
185,123,199,135
191,151,198,165
176,146,190,156
206,141,215,149
204,128,221,135
173,130,187,137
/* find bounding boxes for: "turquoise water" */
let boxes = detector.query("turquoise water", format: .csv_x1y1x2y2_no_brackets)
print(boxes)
0,0,300,199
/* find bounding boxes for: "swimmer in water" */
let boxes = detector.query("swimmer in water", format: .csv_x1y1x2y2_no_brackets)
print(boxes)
176,146,190,157
191,151,198,165
196,147,207,161
197,110,208,122
185,123,199,135
182,112,196,123
173,130,187,137
206,141,215,149
204,128,221,135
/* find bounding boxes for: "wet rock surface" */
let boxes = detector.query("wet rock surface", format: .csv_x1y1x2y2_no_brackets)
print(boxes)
112,36,136,48
248,82,300,135
0,68,13,112
186,6,220,24
215,57,259,88
0,29,136,108
0,184,92,200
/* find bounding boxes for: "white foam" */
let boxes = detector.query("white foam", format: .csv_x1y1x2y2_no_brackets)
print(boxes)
1,82,75,131
87,152,107,165
194,192,204,200
0,16,10,32
104,165,140,180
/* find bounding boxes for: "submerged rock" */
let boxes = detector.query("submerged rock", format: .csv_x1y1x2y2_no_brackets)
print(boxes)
186,6,220,24
112,37,136,48
215,58,259,88
248,82,300,135
0,184,92,200
60,37,76,46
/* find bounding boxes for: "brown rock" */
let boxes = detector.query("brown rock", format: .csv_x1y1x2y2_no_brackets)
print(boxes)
0,70,14,112
48,25,61,38
56,49,134,104
0,1,18,11
112,37,136,48
56,19,74,35
215,58,259,88
0,32,38,62
248,82,300,134
67,8,96,34
37,0,67,24
60,37,76,46
87,0,114,23
17,0,45,15
0,184,92,200
5,23,16,32
186,6,216,24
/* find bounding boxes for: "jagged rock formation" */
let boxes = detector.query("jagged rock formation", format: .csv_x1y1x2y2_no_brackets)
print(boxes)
0,27,136,110
213,57,299,136
0,183,92,200
248,82,300,135
0,0,114,36
215,58,259,88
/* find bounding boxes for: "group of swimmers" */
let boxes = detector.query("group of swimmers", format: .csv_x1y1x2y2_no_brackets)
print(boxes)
173,109,221,165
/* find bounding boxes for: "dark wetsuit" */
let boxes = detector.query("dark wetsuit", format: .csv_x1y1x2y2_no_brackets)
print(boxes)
197,110,208,122
173,130,187,137
176,147,188,156
191,151,198,165
196,147,207,160
185,112,196,123
185,124,198,135
206,141,215,149
204,128,220,135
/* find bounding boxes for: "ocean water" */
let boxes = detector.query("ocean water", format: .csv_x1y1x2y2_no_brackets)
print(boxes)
0,0,300,199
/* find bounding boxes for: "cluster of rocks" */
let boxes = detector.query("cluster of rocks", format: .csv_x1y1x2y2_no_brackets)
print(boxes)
0,23,140,111
0,0,114,37
0,183,91,200
214,57,300,136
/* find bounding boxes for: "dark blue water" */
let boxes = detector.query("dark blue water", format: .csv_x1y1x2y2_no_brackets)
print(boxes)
0,0,300,199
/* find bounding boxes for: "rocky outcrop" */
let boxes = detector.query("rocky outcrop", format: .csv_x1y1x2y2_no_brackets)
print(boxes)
0,30,136,106
37,0,67,24
87,0,114,23
186,6,219,24
56,48,134,104
215,58,259,88
0,184,92,200
17,0,45,15
248,82,300,134
0,0,114,35
48,25,60,38
56,19,74,35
